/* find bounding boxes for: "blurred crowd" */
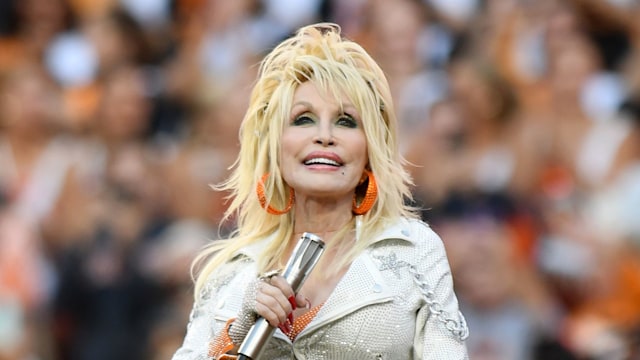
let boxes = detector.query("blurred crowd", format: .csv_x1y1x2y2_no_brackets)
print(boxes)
0,0,639,359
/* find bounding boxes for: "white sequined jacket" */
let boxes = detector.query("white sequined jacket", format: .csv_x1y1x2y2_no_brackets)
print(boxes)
173,217,469,359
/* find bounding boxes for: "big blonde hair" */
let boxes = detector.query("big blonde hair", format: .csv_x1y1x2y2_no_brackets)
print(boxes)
193,23,417,298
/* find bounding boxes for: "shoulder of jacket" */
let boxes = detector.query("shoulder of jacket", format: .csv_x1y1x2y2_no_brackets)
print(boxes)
372,217,440,247
403,218,447,253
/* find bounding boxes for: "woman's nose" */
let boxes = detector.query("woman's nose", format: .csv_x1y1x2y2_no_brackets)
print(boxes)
313,122,335,146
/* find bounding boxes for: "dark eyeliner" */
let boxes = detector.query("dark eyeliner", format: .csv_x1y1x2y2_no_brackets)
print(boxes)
337,113,358,128
292,113,315,126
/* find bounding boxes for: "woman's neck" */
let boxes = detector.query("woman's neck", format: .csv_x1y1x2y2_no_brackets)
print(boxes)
292,218,352,239
292,197,353,236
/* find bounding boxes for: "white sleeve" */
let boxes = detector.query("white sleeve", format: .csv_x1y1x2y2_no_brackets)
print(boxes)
412,225,469,359
172,287,218,360
172,259,252,360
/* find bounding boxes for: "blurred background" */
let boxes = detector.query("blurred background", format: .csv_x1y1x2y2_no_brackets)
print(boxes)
0,0,639,359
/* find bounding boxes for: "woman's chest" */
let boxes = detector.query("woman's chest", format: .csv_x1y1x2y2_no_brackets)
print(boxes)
278,250,423,356
262,296,421,360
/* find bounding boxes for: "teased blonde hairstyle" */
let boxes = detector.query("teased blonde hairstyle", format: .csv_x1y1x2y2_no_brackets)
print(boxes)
193,23,417,298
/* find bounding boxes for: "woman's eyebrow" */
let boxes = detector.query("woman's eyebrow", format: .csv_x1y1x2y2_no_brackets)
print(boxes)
290,100,357,114
291,101,313,109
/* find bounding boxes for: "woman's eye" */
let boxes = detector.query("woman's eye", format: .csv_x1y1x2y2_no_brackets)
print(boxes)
337,114,357,128
292,114,314,126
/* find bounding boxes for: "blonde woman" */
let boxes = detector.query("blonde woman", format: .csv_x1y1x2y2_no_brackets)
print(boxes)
172,23,468,359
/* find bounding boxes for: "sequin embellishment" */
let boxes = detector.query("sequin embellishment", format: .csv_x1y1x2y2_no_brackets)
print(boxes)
284,303,324,341
373,251,410,278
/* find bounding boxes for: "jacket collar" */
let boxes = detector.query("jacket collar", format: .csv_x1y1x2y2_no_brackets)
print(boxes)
367,217,416,245
296,218,420,338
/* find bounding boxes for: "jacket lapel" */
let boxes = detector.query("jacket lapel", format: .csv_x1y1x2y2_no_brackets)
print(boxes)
299,251,393,336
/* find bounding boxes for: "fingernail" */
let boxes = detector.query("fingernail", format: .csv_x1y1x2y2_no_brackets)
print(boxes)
288,296,297,310
279,319,293,333
305,298,311,309
288,312,293,325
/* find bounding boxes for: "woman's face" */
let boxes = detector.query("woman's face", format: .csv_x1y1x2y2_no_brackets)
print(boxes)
280,81,368,202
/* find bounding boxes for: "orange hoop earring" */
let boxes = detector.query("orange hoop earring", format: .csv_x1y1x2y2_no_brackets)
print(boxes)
352,170,377,215
256,173,294,215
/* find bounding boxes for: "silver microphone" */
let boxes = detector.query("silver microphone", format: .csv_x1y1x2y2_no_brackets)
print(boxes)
237,232,325,360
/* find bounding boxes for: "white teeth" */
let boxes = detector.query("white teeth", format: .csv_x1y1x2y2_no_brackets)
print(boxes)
304,158,340,166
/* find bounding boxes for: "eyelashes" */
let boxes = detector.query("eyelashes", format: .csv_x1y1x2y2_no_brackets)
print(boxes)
336,114,357,128
292,114,314,126
291,112,358,128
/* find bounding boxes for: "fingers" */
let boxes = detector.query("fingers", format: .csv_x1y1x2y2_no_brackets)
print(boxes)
255,275,295,328
268,275,294,297
295,293,311,310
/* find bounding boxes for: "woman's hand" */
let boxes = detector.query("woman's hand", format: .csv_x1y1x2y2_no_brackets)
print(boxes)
255,274,307,333
229,272,307,345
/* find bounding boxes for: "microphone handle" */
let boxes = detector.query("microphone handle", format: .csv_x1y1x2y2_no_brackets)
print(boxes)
237,232,324,360
236,319,274,359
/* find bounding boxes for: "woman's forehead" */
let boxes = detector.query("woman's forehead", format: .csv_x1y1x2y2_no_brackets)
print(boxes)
290,79,364,111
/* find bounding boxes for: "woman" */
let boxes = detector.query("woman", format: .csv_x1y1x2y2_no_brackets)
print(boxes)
173,23,468,359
